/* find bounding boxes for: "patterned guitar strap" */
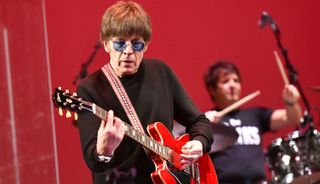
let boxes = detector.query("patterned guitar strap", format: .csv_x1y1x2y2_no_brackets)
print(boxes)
101,63,151,157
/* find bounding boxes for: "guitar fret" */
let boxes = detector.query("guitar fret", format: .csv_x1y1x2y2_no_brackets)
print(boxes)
154,142,157,151
150,141,153,148
101,110,106,119
99,109,103,119
94,105,107,120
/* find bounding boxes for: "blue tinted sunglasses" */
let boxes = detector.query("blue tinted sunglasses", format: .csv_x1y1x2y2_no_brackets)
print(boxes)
112,40,145,52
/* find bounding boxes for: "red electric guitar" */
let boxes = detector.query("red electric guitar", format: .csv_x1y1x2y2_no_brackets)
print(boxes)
52,87,218,184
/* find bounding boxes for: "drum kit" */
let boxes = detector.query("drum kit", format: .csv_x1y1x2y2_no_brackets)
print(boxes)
266,86,320,184
266,127,320,184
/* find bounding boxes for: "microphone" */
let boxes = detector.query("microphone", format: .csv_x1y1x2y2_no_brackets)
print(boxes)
258,11,280,36
258,11,270,28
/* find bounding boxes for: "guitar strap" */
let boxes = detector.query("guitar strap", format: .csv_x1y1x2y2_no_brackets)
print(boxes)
101,63,151,155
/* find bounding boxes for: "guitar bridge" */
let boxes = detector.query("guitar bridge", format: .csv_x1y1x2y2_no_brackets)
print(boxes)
167,162,200,184
184,162,200,184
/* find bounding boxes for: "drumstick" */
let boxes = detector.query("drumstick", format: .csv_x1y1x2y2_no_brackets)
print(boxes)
217,90,261,117
274,50,289,85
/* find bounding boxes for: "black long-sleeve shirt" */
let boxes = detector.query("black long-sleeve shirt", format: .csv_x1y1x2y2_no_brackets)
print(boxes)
77,59,213,183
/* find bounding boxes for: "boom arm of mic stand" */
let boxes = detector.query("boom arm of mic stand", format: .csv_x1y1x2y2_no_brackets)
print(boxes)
272,25,312,127
72,42,102,85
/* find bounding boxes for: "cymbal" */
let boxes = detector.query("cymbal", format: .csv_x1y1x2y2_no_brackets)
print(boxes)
307,85,320,92
210,123,238,153
171,122,238,153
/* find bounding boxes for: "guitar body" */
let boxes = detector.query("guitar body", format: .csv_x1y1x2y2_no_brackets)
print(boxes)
147,122,218,184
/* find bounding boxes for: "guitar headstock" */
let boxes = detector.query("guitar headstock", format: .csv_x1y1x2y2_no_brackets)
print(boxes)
52,87,82,119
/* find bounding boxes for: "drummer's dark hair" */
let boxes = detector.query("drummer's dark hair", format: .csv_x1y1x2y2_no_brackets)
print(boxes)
204,60,241,90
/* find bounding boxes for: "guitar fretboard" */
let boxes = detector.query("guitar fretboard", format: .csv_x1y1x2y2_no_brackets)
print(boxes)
93,104,172,161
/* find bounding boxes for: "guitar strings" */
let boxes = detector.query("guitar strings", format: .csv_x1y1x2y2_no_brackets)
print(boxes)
65,91,195,176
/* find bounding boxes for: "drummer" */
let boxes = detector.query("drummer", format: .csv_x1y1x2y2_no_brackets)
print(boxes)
204,60,302,184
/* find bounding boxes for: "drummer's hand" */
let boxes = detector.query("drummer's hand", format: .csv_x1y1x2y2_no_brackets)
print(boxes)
180,140,203,169
282,84,300,105
205,110,221,123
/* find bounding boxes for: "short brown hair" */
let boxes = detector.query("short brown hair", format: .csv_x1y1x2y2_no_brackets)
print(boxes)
100,1,152,42
204,60,241,90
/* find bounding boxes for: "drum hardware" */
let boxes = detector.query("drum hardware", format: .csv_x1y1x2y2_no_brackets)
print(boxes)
260,11,319,183
266,128,320,184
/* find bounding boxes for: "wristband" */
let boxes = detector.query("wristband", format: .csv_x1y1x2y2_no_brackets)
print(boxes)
98,155,113,163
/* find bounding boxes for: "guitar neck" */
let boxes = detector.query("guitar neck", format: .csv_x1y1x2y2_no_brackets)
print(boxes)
92,104,171,160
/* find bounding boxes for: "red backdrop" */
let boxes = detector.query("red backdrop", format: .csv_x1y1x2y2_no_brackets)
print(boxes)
48,1,320,183
1,0,319,184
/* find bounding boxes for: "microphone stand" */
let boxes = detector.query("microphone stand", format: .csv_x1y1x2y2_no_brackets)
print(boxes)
72,41,102,85
261,13,318,179
267,17,313,129
71,41,102,127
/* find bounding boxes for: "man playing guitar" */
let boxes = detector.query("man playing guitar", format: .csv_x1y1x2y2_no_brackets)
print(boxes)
71,1,217,183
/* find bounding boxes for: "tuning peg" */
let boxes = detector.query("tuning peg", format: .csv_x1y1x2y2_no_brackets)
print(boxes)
66,110,72,118
73,92,77,96
58,86,62,90
59,108,63,116
74,112,78,120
